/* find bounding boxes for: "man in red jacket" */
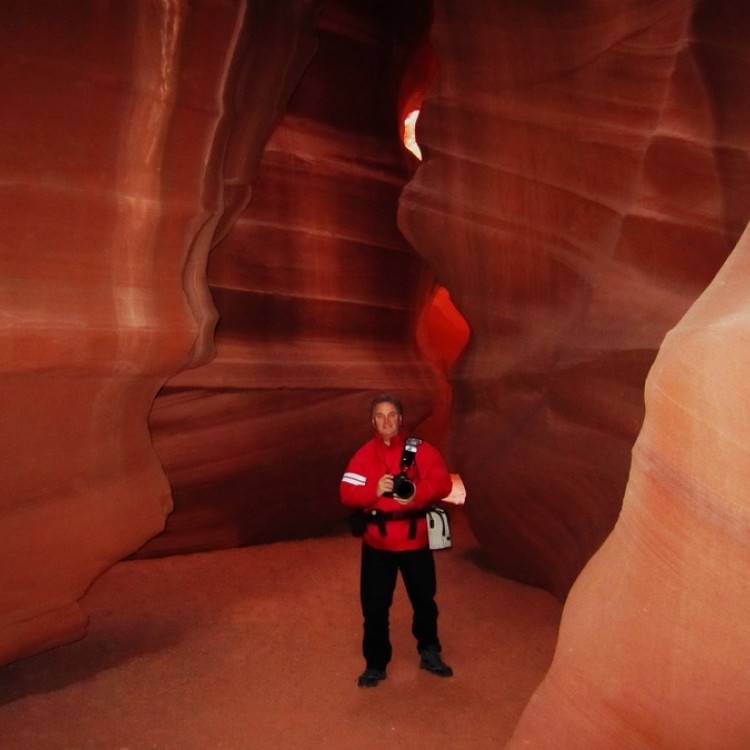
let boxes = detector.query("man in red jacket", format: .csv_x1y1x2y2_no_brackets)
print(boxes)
340,394,454,687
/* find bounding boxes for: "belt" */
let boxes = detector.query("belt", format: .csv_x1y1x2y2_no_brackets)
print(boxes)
366,508,425,539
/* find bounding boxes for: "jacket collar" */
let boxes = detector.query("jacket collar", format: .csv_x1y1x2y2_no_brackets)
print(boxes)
376,430,406,450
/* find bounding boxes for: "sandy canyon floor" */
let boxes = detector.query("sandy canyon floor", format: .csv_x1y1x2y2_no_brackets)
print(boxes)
0,510,561,749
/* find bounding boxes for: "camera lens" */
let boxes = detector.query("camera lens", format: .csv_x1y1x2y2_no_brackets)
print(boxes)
393,474,415,499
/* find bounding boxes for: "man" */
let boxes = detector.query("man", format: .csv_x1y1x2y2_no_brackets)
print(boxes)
340,394,454,687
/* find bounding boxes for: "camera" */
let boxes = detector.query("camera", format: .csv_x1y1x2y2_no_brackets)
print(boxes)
391,472,415,499
384,437,422,499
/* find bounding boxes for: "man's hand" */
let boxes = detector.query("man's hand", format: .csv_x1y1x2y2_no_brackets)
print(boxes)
377,474,416,503
377,474,394,497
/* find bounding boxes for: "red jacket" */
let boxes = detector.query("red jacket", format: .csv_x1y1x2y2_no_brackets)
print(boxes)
340,431,452,551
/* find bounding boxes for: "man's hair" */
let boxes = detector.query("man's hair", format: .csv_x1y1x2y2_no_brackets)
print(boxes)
370,393,403,418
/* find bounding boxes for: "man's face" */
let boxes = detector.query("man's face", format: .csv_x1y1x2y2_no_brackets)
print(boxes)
372,401,402,443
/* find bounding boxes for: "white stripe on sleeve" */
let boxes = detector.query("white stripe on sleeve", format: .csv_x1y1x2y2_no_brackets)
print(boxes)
342,472,366,487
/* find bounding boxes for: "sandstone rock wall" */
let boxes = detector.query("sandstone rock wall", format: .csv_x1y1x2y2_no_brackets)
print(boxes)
0,0,319,664
140,0,444,556
3,16,750,745
507,224,750,749
0,0,448,665
400,0,750,598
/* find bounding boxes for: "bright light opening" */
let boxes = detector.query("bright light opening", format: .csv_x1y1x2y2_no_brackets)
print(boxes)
403,109,422,160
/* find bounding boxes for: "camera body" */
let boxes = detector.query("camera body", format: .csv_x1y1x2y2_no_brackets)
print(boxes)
384,437,422,499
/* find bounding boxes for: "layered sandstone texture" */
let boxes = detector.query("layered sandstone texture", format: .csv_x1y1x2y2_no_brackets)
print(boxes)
507,226,750,749
140,0,448,556
0,0,322,664
400,0,750,598
2,21,750,750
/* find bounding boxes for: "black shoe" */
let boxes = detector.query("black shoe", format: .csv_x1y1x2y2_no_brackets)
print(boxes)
419,648,453,677
357,667,387,687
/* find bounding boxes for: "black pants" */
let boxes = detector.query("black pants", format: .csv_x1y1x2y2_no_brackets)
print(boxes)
360,544,440,670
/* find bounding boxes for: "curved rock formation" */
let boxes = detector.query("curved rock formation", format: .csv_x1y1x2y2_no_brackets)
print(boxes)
507,224,750,749
0,0,319,664
3,22,750,750
399,0,750,599
140,0,444,556
0,0,448,666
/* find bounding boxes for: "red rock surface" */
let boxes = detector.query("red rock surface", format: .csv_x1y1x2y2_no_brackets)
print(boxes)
507,226,750,749
0,0,319,664
399,0,750,598
1,1,204,662
2,1,750,746
140,0,446,557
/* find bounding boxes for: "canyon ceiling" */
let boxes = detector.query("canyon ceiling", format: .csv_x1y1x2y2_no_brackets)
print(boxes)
2,0,749,747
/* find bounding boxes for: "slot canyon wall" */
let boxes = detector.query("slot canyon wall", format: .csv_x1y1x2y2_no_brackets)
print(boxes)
140,0,447,557
507,224,750,748
396,1,749,746
2,0,750,746
400,0,750,599
0,0,328,664
0,0,448,664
